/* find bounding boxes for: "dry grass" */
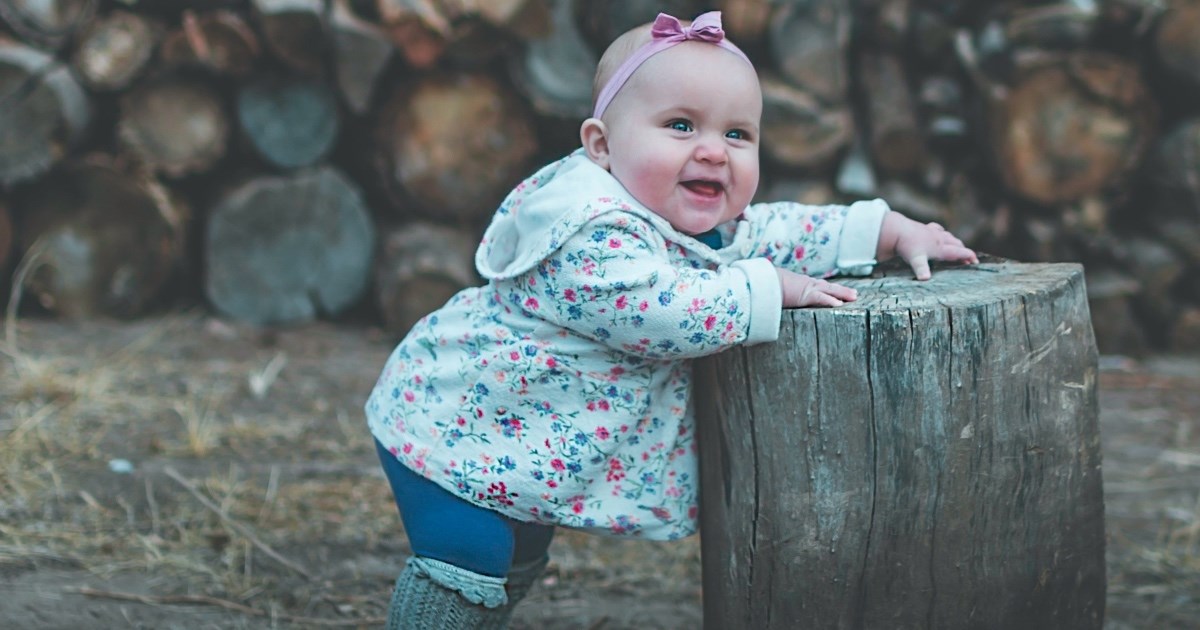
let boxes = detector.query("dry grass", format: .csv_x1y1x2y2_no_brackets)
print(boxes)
1,314,1197,628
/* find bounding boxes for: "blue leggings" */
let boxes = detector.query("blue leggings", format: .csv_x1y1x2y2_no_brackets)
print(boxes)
375,440,555,578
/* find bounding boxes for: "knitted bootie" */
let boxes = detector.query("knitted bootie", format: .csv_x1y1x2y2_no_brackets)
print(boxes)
387,556,510,630
496,554,550,627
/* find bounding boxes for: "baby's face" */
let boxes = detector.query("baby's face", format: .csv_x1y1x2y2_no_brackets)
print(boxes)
601,43,762,235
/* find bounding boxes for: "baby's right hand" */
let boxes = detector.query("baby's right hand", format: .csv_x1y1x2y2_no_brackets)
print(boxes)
777,268,858,308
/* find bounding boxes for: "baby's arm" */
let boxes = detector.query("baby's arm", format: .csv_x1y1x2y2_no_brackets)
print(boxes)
775,268,858,307
875,211,979,281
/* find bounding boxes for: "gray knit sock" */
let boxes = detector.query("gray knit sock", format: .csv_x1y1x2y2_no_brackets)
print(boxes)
496,554,550,626
387,556,510,630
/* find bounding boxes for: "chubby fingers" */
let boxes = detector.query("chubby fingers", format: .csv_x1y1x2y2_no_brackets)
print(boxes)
799,279,858,307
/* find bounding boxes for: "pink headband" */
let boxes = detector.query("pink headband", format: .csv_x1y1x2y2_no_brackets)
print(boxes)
592,11,752,119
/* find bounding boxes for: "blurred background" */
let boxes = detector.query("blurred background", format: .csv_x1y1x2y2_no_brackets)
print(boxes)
2,0,1199,355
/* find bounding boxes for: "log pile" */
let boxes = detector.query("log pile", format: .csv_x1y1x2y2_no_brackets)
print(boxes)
0,0,1198,354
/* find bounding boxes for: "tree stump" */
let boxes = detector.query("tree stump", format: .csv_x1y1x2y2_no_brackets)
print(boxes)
695,262,1105,629
204,166,376,326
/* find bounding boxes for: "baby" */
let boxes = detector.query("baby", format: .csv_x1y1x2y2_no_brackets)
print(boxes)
365,11,977,629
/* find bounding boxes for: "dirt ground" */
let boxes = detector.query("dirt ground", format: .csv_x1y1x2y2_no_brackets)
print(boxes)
0,313,1197,629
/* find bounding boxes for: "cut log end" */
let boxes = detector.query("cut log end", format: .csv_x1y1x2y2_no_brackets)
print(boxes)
118,77,230,178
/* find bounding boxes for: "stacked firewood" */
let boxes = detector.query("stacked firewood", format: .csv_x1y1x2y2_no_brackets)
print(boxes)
1,0,1198,355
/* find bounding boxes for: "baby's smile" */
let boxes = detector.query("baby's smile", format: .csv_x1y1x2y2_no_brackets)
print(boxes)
681,179,724,198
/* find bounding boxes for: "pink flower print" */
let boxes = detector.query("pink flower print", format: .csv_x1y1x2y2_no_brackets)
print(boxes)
595,426,610,440
793,245,806,260
806,222,814,232
573,501,584,514
457,417,466,426
687,298,706,314
666,486,681,498
615,295,628,310
563,288,577,302
608,238,622,249
401,443,412,454
525,297,539,309
510,351,520,361
547,480,558,488
639,300,649,311
403,390,415,402
545,357,557,368
704,315,717,330
413,375,423,384
610,366,625,378
551,458,566,472
598,400,610,411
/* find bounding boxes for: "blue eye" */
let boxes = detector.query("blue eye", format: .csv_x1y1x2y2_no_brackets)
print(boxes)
668,120,693,132
726,129,749,141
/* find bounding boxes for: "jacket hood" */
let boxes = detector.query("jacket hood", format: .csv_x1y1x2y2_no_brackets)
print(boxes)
476,150,725,280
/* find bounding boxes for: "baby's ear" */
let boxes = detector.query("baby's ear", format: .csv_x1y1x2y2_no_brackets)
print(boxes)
580,118,611,170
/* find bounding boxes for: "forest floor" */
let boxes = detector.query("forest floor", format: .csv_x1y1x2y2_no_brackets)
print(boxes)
0,313,1197,629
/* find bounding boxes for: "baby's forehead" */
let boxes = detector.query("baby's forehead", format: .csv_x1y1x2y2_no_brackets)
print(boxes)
629,43,759,88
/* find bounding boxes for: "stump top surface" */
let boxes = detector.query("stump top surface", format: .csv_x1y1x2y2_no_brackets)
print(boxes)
822,261,1082,312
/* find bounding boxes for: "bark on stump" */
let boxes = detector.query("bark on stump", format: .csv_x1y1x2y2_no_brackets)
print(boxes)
696,261,1105,630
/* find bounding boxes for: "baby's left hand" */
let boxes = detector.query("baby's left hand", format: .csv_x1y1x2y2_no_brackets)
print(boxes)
879,212,978,281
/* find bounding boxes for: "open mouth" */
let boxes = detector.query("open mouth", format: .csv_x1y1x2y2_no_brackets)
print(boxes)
682,180,724,198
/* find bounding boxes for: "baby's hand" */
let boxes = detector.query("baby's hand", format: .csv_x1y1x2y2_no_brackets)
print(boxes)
879,212,978,281
777,268,858,308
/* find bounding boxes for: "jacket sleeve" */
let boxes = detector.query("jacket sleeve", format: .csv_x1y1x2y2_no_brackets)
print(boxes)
732,198,889,278
504,212,782,360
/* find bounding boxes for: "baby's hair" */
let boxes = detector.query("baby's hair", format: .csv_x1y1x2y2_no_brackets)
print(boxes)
591,20,673,110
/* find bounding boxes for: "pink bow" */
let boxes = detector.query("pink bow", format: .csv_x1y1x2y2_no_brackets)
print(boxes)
650,11,726,44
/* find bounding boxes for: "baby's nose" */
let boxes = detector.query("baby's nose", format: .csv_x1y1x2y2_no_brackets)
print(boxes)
694,137,728,164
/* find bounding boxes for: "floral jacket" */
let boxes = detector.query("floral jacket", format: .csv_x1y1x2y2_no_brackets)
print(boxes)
365,149,888,540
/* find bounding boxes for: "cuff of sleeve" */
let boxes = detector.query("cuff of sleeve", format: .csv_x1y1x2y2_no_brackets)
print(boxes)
731,258,781,345
836,198,889,276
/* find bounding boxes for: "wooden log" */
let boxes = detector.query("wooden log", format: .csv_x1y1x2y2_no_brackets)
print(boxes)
375,221,479,336
1168,306,1200,354
1149,117,1200,222
1085,268,1147,356
696,262,1105,628
767,0,850,104
508,0,595,119
159,9,260,78
1004,2,1099,50
204,166,376,326
459,0,550,40
0,0,95,50
252,0,327,76
578,0,707,49
330,0,393,115
1124,235,1185,335
0,39,90,185
716,0,773,42
117,75,229,178
0,197,11,273
70,9,160,91
374,72,538,223
760,74,854,170
375,0,449,68
236,76,340,169
10,157,188,319
1153,1,1200,90
989,52,1156,206
859,51,926,176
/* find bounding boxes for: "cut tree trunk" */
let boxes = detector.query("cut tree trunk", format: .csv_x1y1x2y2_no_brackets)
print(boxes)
717,0,773,42
696,262,1105,629
760,74,854,170
0,0,95,50
252,0,327,75
204,166,376,326
508,0,596,119
0,197,11,272
768,0,851,104
330,0,393,115
989,52,1156,206
374,72,538,223
1150,117,1200,222
860,51,926,176
375,221,479,336
70,9,160,91
0,39,91,185
578,0,707,49
1085,268,1147,356
374,0,449,68
117,75,229,178
11,157,188,319
159,9,260,78
1153,1,1200,89
236,76,340,169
